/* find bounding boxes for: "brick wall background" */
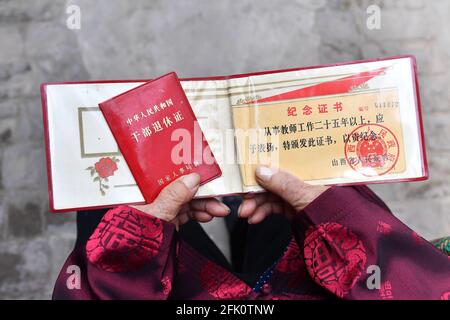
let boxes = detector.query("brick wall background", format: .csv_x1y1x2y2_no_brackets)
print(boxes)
0,0,449,299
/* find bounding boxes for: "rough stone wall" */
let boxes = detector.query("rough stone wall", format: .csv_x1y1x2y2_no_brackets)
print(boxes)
0,0,449,299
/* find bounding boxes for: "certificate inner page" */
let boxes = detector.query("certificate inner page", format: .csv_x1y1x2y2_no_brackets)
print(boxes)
228,57,424,188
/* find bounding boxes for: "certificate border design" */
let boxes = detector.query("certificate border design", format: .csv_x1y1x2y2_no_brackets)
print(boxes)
78,107,122,158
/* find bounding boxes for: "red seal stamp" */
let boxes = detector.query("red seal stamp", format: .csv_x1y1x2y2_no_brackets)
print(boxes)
344,124,400,176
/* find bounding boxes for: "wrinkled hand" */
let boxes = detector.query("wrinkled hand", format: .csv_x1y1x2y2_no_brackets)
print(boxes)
131,173,230,228
238,166,329,224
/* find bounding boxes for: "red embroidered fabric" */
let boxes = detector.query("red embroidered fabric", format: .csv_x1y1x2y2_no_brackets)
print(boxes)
86,206,163,272
200,261,253,299
303,222,367,298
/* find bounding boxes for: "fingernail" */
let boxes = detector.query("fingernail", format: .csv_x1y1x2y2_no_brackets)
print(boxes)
247,216,254,224
220,202,231,213
237,204,242,217
256,166,275,182
181,173,201,189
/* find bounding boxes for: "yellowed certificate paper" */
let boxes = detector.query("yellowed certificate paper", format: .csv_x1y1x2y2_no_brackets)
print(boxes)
232,88,405,188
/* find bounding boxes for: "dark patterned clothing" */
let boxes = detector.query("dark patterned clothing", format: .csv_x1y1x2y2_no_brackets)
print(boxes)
53,186,450,300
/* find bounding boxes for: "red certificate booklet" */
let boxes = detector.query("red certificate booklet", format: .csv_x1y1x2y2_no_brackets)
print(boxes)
99,72,222,203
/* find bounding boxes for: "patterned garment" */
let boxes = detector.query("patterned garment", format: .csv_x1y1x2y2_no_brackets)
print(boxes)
53,186,450,300
432,237,450,256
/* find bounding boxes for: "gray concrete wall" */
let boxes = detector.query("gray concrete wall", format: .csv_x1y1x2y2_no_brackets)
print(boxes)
0,0,449,299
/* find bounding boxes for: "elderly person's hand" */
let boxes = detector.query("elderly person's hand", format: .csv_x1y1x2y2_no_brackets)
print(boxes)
238,166,329,224
131,173,230,228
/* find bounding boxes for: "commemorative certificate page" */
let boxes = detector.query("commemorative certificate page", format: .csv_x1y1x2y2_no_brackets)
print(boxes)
42,56,426,211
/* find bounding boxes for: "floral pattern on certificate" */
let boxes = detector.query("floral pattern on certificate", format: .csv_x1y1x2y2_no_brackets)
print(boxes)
86,157,120,195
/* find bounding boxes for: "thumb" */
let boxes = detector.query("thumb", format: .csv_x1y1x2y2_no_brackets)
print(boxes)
150,173,200,221
255,166,327,211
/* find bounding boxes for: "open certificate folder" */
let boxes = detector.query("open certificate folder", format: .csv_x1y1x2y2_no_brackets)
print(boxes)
41,55,428,212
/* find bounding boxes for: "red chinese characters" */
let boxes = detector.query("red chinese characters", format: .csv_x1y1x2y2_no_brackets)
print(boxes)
288,102,344,116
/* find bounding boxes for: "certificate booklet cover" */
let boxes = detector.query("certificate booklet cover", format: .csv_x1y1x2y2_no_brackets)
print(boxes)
41,55,428,212
99,72,222,203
